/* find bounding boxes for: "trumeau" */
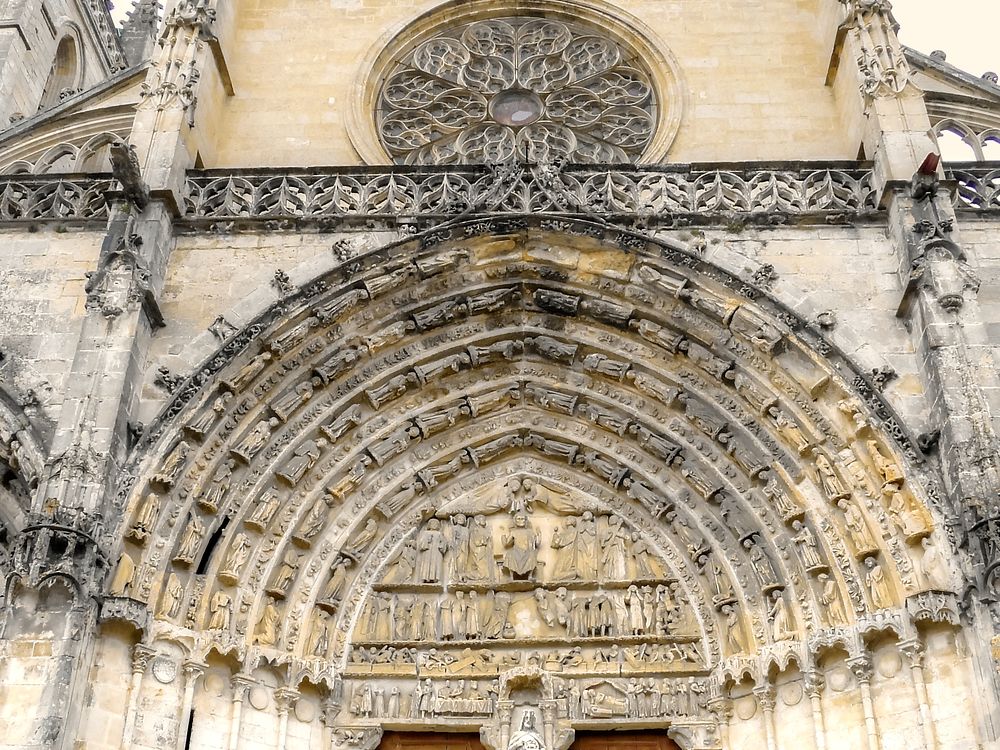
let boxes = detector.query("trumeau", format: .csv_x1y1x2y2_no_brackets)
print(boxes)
0,2,999,750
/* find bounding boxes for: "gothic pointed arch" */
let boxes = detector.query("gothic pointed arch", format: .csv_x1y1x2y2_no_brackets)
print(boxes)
108,217,959,749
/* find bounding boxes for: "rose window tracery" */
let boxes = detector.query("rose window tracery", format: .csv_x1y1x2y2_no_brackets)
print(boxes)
377,17,658,165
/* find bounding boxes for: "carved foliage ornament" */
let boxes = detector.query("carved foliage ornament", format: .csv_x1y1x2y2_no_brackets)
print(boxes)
377,17,658,165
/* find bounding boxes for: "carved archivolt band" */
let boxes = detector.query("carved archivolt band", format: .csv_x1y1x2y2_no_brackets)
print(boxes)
109,219,950,739
349,0,685,165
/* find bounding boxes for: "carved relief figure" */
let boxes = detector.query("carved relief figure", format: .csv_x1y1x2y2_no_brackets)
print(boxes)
467,514,494,582
319,556,353,607
246,487,281,530
791,519,826,570
268,549,301,596
601,516,629,580
187,393,233,437
277,437,327,486
416,519,448,583
864,556,893,609
109,553,136,597
885,488,929,539
551,516,578,579
174,512,206,565
450,514,471,581
346,518,379,556
815,454,850,502
208,590,232,630
151,440,192,487
838,499,879,553
158,572,183,619
198,458,237,512
254,597,280,645
868,439,904,488
233,418,279,462
219,532,252,583
128,492,160,542
769,590,794,641
222,352,273,392
817,573,847,626
502,513,540,579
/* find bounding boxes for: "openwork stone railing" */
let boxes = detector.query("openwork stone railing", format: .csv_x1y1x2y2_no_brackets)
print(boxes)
2,165,996,227
951,166,1000,210
182,164,881,225
0,176,113,222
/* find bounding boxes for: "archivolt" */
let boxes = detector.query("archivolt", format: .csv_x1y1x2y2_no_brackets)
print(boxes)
110,217,950,687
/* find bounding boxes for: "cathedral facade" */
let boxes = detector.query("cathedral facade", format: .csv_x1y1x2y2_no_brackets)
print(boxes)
0,1,999,749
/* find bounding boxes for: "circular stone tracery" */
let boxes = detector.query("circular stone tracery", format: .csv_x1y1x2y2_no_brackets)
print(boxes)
377,17,658,165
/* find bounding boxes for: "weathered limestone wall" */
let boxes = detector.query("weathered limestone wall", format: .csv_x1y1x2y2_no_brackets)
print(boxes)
209,0,853,167
0,227,103,423
958,214,1000,438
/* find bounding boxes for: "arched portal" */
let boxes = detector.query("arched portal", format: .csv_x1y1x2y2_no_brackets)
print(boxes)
100,218,964,750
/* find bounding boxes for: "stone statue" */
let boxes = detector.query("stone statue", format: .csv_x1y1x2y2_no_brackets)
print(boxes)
817,573,847,626
222,351,273,392
198,458,237,512
450,514,471,580
346,518,379,556
416,518,448,583
771,409,811,455
383,540,417,584
864,556,893,609
507,711,545,750
219,532,252,583
320,556,352,604
310,614,332,656
769,590,795,641
246,487,281,530
277,437,327,486
600,515,629,581
551,516,578,579
158,572,183,619
174,512,206,565
187,392,232,437
501,513,540,579
885,489,928,539
269,549,301,595
254,597,280,645
838,499,878,552
722,604,745,654
816,454,850,502
867,439,903,488
128,492,160,542
574,511,598,579
208,590,231,630
919,536,951,590
745,538,777,588
467,514,493,582
296,496,330,541
791,519,825,570
233,418,279,462
109,553,136,597
630,531,660,577
151,440,192,487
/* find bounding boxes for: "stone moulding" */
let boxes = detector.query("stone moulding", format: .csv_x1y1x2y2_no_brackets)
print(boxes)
181,163,881,228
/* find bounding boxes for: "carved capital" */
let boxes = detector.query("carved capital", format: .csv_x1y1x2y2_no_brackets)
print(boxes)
847,655,874,684
898,638,925,668
183,659,207,682
274,687,300,715
132,643,157,675
331,726,383,750
803,670,825,699
231,674,256,702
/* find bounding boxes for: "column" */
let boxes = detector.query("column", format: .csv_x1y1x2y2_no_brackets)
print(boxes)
274,687,300,750
121,644,156,748
900,639,937,750
176,660,207,750
706,696,733,750
804,670,827,750
228,674,254,750
754,685,777,750
848,656,880,750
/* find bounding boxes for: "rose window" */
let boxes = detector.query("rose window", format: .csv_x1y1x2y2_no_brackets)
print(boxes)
376,17,659,165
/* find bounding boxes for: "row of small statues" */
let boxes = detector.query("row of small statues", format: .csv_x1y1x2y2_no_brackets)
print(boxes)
347,642,702,670
384,510,664,586
357,583,693,643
